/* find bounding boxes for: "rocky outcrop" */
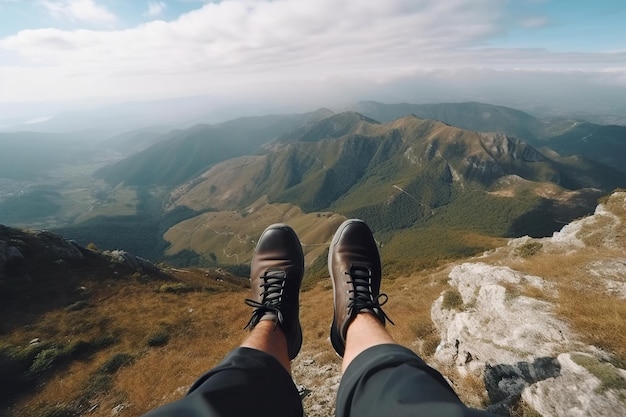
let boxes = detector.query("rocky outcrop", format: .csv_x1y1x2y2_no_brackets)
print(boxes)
479,133,544,163
432,262,626,416
0,224,162,280
432,263,568,368
103,249,161,275
432,191,626,416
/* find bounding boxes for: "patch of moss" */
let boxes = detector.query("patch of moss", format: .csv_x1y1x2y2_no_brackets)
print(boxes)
571,353,626,393
99,353,134,374
147,330,170,347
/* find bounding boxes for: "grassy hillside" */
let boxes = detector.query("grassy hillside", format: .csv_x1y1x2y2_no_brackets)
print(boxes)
540,123,626,173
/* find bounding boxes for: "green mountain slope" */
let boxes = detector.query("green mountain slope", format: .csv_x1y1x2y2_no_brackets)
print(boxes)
351,101,626,173
537,122,626,173
79,105,626,270
167,113,625,267
95,109,333,187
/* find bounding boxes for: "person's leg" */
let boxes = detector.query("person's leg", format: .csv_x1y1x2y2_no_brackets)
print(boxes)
142,224,304,417
341,312,394,373
240,319,291,372
329,219,497,417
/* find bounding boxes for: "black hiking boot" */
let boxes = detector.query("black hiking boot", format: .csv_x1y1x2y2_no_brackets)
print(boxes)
244,224,304,360
328,219,393,357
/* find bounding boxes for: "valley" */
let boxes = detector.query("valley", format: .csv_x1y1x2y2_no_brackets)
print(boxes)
0,155,138,230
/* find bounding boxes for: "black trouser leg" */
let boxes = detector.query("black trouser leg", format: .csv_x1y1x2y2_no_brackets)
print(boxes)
336,344,497,417
143,347,303,417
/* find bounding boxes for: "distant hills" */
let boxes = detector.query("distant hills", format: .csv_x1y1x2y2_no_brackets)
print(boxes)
349,101,626,173
95,109,333,187
351,101,543,141
4,101,624,270
97,102,626,190
0,132,96,179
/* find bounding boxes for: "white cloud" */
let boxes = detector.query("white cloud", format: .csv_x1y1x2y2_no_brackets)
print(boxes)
0,0,625,109
146,1,166,17
39,0,116,24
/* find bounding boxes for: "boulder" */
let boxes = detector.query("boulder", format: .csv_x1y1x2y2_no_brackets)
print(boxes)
105,250,160,275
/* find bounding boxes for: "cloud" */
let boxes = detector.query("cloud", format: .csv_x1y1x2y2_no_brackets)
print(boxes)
146,1,166,17
0,0,625,111
39,0,116,24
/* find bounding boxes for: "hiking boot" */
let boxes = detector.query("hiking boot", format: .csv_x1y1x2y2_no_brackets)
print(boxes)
329,219,393,357
244,224,304,360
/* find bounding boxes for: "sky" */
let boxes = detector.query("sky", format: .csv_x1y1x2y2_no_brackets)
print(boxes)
0,0,625,119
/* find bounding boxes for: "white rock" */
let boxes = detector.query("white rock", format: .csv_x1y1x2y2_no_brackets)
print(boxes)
522,353,626,417
432,263,569,369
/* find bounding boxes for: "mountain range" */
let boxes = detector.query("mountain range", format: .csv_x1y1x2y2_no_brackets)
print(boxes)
88,102,626,272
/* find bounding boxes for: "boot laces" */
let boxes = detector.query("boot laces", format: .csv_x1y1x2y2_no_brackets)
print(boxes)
244,270,285,330
346,265,394,325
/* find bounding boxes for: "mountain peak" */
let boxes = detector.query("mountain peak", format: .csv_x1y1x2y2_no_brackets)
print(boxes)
278,111,379,143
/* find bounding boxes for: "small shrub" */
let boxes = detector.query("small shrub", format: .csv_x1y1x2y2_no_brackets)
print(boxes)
64,300,89,312
515,242,543,258
99,353,134,374
63,339,93,360
29,347,63,375
92,334,119,349
157,282,194,294
147,330,170,347
571,354,626,393
1,343,51,372
442,289,464,310
85,373,112,396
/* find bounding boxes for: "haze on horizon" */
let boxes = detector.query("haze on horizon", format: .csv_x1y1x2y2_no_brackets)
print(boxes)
1,0,625,125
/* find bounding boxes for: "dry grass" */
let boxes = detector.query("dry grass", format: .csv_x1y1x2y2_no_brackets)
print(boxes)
457,371,490,409
2,261,456,417
163,201,345,266
507,248,626,365
1,269,248,417
509,400,543,417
